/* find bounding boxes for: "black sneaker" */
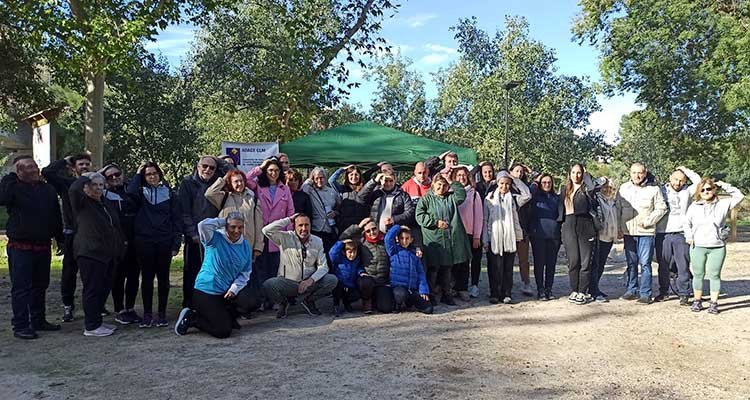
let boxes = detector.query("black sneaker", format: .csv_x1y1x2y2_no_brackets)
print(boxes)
636,296,652,305
276,302,289,319
707,301,720,315
679,296,690,306
653,293,668,302
537,290,545,301
174,308,193,336
544,290,557,301
301,299,322,316
489,297,499,304
14,328,38,340
33,320,61,331
690,300,703,312
620,292,638,301
115,311,135,325
62,305,74,322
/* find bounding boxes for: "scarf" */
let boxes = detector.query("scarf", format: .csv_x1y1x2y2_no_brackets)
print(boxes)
498,191,517,253
365,232,384,244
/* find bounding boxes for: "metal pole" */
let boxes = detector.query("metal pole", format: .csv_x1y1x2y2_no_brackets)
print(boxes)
504,88,509,169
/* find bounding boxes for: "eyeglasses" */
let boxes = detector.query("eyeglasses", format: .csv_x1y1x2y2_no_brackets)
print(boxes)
106,171,122,180
701,187,714,193
200,164,216,171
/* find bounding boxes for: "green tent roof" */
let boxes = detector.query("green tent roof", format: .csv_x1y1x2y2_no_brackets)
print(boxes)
280,121,477,170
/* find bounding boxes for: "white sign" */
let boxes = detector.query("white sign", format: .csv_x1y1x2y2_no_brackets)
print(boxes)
32,124,53,168
221,141,279,172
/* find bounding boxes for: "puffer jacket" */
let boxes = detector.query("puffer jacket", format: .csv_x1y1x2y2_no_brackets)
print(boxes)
340,224,388,284
329,240,365,289
684,182,744,248
616,180,667,236
385,225,429,295
358,179,416,231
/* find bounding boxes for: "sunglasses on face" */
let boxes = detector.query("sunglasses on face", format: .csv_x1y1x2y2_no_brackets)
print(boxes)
701,187,714,193
200,164,216,171
106,171,122,180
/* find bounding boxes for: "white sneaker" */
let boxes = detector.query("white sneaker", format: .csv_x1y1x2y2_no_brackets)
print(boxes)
568,291,579,303
84,326,115,337
522,282,534,296
468,285,480,298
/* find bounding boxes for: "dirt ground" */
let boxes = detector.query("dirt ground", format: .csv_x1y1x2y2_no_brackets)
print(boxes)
1,237,749,400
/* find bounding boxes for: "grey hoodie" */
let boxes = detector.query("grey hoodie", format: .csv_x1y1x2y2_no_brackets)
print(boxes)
684,182,744,248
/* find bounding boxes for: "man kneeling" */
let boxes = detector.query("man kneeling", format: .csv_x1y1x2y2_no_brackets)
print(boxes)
175,213,259,338
262,213,338,318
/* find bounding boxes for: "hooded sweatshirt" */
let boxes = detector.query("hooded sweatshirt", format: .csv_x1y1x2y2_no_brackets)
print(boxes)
684,183,744,248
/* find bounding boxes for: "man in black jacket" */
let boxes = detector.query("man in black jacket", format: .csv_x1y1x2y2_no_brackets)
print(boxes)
41,153,91,322
0,156,64,339
178,156,220,308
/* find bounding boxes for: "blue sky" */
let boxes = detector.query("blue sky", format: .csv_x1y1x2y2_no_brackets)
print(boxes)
147,0,639,142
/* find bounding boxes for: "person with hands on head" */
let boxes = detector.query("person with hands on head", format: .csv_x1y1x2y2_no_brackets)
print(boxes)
684,178,744,314
244,157,294,310
615,162,668,305
0,156,64,339
451,166,483,301
41,152,92,322
286,168,313,217
178,155,220,309
654,166,701,304
301,167,342,265
483,171,531,305
401,161,432,201
385,225,433,314
474,161,497,200
127,161,182,328
174,213,261,338
328,164,370,233
99,163,141,325
205,169,264,261
416,174,471,306
262,213,338,318
510,163,534,296
69,172,126,337
338,217,395,314
590,176,618,303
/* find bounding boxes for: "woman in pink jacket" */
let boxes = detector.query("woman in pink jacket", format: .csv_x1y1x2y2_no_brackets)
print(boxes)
245,157,295,309
451,166,484,301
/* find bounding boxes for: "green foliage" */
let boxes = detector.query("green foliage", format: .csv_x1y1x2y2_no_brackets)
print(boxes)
366,56,428,133
106,54,201,184
186,0,398,143
433,16,607,175
574,0,750,138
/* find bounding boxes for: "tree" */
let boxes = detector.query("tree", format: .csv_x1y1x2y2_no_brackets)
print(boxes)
367,56,428,133
1,0,227,166
106,53,200,184
433,16,607,175
187,0,398,144
573,0,750,138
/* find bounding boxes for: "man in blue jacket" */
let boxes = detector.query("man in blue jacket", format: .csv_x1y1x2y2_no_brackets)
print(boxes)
174,212,260,339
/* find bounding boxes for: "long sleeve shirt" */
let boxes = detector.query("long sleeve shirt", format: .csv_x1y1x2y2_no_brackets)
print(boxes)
262,217,329,282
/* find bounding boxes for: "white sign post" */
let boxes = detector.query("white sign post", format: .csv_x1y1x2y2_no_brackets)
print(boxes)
32,121,54,169
220,141,279,172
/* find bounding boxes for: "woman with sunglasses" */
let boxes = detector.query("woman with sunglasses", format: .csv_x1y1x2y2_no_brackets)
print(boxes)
127,162,181,328
245,157,295,309
99,164,140,324
684,178,744,314
528,173,561,301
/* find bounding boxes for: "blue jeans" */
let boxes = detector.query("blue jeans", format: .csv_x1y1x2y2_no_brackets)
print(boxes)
624,235,655,298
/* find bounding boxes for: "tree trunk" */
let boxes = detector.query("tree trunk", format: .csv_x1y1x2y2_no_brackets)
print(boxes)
84,71,105,167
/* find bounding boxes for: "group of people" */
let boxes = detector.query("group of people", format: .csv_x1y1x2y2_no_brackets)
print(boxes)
1,149,744,340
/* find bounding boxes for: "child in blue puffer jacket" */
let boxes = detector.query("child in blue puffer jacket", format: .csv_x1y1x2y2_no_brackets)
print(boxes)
329,239,365,317
385,225,433,314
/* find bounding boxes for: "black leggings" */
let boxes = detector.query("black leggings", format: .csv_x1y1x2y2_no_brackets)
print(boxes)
137,240,173,314
357,275,394,313
468,235,483,286
192,287,260,339
112,244,140,312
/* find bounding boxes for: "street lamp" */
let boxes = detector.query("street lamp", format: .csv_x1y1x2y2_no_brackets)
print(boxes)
503,80,522,169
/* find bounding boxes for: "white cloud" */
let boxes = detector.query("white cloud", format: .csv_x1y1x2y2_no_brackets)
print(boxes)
424,43,456,54
146,24,197,58
419,53,453,65
584,93,643,143
404,14,437,28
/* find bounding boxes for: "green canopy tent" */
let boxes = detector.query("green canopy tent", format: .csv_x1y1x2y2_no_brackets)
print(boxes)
280,121,477,170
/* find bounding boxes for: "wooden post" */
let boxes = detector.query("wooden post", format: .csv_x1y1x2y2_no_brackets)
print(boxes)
730,208,738,242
